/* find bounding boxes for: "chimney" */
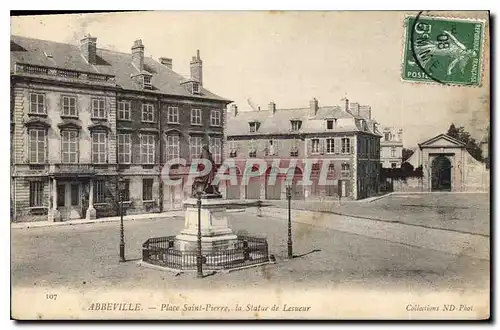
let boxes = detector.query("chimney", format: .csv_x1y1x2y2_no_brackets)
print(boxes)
309,98,318,117
159,57,173,70
349,102,360,116
131,39,145,72
340,97,349,113
80,34,97,64
359,105,372,119
268,101,276,115
190,49,203,86
230,104,238,116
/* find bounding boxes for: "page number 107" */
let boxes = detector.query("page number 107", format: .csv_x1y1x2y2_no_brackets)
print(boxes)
46,294,57,300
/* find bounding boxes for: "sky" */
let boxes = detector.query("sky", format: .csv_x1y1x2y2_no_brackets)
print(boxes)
10,11,490,148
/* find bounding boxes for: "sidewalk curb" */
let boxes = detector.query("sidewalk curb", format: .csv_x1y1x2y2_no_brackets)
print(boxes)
11,211,184,230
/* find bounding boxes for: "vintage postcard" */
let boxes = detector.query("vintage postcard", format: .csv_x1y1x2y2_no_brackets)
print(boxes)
10,10,490,320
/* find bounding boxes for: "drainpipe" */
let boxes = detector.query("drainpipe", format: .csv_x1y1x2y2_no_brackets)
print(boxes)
158,97,164,213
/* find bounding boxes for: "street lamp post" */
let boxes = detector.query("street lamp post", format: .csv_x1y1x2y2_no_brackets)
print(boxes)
196,188,203,278
118,176,126,262
286,185,293,259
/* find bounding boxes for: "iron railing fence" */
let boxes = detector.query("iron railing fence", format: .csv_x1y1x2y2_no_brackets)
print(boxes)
142,235,269,270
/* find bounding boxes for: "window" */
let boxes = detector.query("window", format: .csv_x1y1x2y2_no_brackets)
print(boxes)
391,147,396,157
328,163,335,174
341,163,350,178
210,110,221,126
167,107,179,124
62,96,77,117
61,130,78,163
192,82,200,94
117,134,131,164
327,119,336,130
167,135,180,160
391,162,397,168
229,141,237,158
143,75,152,88
249,140,256,158
397,132,402,141
326,138,335,154
311,139,320,154
249,122,258,132
191,109,202,125
311,163,321,173
142,104,155,122
92,132,107,164
94,180,105,203
290,120,302,132
92,98,106,119
29,129,46,163
121,179,130,202
210,137,222,164
290,139,299,157
190,136,203,160
384,132,390,141
341,138,351,154
143,179,153,201
29,93,46,114
117,101,131,121
29,181,44,207
140,134,155,164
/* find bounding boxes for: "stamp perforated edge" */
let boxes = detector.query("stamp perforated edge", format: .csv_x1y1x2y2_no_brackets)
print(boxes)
400,12,488,88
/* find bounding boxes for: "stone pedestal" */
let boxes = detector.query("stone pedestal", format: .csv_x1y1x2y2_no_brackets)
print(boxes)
174,196,238,252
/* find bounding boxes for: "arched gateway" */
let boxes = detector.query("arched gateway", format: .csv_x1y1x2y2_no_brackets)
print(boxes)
431,155,452,191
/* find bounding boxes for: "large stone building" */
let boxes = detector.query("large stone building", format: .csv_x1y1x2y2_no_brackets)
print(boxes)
10,34,231,222
380,126,403,168
225,98,381,200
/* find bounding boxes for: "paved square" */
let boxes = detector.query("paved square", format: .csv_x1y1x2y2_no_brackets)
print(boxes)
11,198,489,294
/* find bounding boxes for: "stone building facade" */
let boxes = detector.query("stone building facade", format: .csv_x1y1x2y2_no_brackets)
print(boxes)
225,98,381,201
10,34,230,222
380,126,404,168
406,134,489,192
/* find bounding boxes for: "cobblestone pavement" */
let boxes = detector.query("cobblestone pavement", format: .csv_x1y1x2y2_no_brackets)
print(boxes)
267,193,490,236
11,212,489,294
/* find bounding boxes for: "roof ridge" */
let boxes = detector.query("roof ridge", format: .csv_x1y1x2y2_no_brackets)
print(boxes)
12,34,79,47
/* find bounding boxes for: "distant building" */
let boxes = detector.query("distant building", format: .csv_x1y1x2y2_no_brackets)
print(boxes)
380,126,403,168
10,34,231,222
226,97,381,200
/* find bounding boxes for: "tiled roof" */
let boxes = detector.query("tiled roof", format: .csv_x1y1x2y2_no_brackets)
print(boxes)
10,35,230,103
227,106,381,136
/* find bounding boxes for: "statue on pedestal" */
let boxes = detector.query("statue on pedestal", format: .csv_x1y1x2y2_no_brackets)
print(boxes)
191,144,221,198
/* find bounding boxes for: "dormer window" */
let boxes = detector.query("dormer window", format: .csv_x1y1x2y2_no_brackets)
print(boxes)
290,120,302,132
143,75,152,89
181,79,201,95
249,122,259,133
327,119,336,130
192,82,200,94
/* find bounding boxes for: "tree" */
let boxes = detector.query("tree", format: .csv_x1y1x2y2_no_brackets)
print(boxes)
446,123,483,161
402,148,414,162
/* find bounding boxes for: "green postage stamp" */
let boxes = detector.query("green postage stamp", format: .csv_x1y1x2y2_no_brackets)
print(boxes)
402,14,486,86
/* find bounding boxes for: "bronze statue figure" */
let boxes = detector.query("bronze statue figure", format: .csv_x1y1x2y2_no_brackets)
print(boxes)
191,144,221,198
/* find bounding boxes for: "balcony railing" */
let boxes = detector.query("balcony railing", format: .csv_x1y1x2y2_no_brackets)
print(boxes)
49,163,96,175
14,63,116,84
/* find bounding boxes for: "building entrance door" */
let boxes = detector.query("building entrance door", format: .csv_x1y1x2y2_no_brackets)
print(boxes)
431,155,452,191
57,181,83,220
